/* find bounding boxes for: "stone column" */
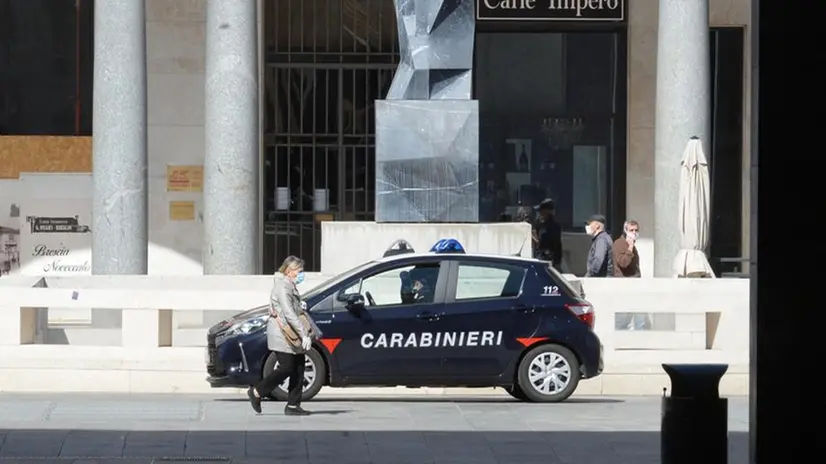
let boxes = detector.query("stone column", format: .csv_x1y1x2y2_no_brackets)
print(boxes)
91,0,148,326
203,0,259,274
653,0,711,276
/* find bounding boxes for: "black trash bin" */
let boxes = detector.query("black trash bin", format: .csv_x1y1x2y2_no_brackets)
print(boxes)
661,363,729,464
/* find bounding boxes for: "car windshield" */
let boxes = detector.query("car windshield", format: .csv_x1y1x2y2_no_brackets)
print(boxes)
302,260,378,301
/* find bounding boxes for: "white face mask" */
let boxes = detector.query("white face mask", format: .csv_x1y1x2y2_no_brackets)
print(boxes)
626,231,637,241
584,225,593,235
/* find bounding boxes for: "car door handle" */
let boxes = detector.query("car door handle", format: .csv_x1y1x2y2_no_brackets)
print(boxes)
514,304,535,314
416,312,441,322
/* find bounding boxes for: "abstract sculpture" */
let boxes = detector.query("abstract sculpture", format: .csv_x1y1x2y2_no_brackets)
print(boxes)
386,0,475,100
375,0,479,223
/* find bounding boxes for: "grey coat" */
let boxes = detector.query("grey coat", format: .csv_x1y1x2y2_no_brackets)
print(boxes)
266,273,310,354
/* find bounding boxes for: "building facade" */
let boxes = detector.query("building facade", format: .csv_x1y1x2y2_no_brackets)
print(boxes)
0,0,751,277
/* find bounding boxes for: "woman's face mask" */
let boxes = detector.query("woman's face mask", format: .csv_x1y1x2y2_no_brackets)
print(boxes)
294,271,305,285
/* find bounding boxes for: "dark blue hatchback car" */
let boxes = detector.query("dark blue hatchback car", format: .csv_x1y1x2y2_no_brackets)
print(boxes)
206,243,603,403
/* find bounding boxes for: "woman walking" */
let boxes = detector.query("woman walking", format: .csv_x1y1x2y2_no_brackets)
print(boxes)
248,256,318,415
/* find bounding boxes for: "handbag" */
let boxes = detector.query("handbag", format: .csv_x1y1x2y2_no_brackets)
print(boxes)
274,311,314,349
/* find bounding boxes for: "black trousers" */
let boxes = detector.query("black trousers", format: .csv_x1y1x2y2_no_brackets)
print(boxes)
255,351,305,406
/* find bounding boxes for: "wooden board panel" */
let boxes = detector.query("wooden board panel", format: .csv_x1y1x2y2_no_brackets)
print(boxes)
0,136,92,179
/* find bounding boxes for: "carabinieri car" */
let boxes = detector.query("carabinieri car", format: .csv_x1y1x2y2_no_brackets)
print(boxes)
205,240,603,403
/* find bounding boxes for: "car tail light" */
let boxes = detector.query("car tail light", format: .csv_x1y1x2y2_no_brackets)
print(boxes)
566,302,595,329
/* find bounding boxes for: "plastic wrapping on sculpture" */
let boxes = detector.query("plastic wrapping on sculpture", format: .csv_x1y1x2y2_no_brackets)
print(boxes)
386,0,475,100
375,100,479,223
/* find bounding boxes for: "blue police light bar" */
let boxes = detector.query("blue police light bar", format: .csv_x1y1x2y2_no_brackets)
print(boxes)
430,238,466,254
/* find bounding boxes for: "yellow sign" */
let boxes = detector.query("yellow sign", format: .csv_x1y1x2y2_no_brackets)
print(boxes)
166,165,204,192
169,201,196,221
314,213,335,223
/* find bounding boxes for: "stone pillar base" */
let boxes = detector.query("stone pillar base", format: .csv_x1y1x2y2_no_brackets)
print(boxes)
0,306,39,345
122,309,173,348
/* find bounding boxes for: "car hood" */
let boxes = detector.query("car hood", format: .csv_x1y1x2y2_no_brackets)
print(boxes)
208,305,268,334
208,294,324,335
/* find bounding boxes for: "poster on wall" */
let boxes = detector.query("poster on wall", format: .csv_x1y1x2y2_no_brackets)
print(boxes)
0,179,22,277
167,165,204,192
17,173,93,276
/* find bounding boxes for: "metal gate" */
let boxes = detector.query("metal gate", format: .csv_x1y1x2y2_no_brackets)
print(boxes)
263,0,399,272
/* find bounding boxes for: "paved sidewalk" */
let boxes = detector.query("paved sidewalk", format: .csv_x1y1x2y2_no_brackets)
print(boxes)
0,393,749,464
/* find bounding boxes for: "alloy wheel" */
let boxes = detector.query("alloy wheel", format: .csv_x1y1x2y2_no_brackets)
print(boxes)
527,351,572,395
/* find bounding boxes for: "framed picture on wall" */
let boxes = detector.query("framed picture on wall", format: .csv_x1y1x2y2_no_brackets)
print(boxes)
505,138,532,173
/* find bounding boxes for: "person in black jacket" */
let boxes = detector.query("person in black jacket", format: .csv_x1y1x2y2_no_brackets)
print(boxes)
585,214,614,277
533,199,563,272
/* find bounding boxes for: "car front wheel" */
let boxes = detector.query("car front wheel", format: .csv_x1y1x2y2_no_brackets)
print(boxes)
516,344,580,403
263,348,326,402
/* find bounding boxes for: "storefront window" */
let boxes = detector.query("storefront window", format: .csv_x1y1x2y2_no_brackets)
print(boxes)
0,0,93,136
475,31,626,231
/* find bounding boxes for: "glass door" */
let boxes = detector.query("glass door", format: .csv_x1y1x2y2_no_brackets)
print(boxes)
474,31,627,233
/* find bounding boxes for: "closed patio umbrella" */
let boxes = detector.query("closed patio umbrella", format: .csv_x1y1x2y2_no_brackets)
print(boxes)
673,137,715,277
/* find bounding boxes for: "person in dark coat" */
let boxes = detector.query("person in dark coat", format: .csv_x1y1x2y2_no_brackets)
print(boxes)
584,214,614,277
533,199,563,272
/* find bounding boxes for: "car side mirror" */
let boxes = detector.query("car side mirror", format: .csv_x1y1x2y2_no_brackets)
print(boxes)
344,293,365,311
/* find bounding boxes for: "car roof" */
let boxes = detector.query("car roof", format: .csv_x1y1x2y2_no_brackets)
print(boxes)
376,251,543,267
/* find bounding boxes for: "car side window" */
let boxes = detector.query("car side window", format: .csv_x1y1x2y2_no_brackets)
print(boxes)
455,262,526,301
341,262,441,309
309,295,333,314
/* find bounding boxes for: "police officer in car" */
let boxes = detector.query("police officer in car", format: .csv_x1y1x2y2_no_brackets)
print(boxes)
533,198,563,272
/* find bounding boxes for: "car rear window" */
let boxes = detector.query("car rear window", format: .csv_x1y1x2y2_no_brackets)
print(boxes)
455,262,526,300
543,264,584,299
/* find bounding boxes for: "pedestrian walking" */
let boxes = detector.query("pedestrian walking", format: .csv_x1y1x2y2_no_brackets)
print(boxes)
584,214,613,277
612,220,649,330
612,220,641,277
248,255,320,416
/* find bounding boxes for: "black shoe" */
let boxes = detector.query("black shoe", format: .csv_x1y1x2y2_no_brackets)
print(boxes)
247,386,262,414
284,405,310,416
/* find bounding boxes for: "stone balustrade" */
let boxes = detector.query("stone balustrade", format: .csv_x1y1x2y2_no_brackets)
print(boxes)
0,275,749,396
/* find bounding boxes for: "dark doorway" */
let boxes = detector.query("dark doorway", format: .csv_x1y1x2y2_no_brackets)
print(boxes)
473,30,628,235
708,27,746,277
0,0,93,135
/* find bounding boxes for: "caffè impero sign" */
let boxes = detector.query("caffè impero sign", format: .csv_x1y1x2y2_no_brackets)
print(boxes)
477,0,625,21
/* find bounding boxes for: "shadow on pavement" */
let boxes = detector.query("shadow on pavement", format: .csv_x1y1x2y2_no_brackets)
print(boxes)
213,396,625,404
256,409,351,416
0,428,749,464
312,396,627,404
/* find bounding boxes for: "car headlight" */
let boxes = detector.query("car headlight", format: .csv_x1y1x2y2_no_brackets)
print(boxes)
227,315,269,336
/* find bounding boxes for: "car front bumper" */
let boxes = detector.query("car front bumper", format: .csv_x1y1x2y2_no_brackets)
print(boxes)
206,367,259,388
206,375,239,388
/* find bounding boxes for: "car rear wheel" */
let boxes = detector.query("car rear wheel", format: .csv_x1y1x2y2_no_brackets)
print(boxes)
517,344,580,403
504,385,530,401
263,348,326,402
